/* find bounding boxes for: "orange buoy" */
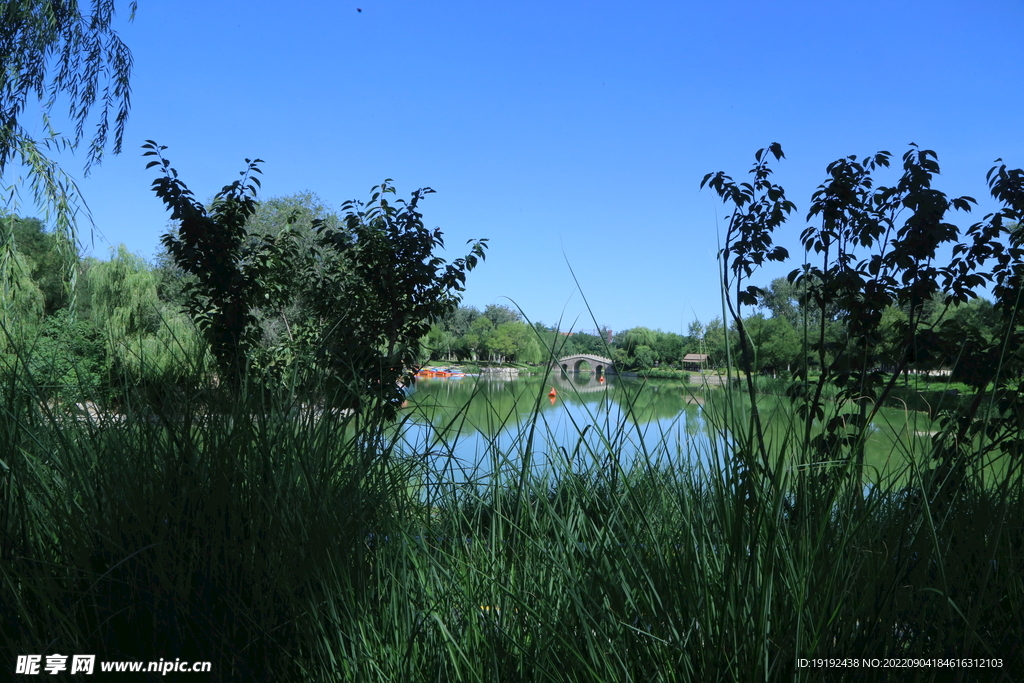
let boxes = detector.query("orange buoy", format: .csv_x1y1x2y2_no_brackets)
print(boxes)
598,376,605,383
548,387,557,397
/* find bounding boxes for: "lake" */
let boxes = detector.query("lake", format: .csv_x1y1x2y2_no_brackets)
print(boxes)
398,373,939,484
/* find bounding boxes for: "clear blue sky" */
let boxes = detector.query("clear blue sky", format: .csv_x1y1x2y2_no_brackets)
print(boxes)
16,0,1024,334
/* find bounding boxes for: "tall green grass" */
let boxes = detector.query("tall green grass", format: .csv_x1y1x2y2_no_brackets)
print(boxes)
2,339,1022,681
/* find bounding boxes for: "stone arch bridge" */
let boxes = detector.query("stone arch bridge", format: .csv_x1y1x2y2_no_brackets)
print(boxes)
552,354,617,377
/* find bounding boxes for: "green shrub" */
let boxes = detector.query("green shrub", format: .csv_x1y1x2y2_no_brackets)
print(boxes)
14,310,108,404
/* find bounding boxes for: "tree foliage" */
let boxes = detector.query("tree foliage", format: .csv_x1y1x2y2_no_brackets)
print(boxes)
23,309,106,402
1,215,71,314
1,1,137,312
85,244,160,340
0,0,136,175
569,331,607,357
146,148,488,413
144,141,278,384
0,242,44,339
307,180,488,411
482,303,521,327
487,321,541,364
707,143,1024,490
443,305,481,338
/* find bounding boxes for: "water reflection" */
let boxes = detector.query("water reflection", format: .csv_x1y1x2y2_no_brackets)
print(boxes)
552,372,611,394
400,375,937,485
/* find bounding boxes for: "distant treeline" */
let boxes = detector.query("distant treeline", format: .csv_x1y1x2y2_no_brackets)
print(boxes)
427,280,999,376
2,205,1002,403
425,304,701,371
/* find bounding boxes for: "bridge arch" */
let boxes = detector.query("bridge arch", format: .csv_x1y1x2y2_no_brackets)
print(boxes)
552,354,617,377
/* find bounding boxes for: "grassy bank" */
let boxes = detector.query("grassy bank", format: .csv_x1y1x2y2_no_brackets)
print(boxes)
637,368,692,381
2,351,1022,681
715,373,980,416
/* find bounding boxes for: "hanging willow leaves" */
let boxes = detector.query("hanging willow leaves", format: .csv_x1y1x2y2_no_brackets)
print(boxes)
0,1,137,316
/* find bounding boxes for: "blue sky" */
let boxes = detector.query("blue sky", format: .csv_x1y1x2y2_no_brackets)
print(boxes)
14,0,1024,334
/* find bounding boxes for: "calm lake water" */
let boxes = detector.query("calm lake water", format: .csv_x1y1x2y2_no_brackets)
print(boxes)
399,373,938,484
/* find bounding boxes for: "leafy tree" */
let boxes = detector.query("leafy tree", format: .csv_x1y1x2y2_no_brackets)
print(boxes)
948,297,997,341
304,181,487,412
151,247,194,309
632,344,657,370
616,327,656,356
145,142,294,386
512,325,544,362
441,305,480,337
703,143,794,475
85,244,161,340
488,321,541,364
610,328,685,368
244,191,341,244
486,323,517,363
738,313,801,375
569,331,606,356
463,315,494,362
2,215,72,313
147,146,488,413
693,317,727,367
532,326,577,362
0,244,44,341
1,1,137,308
651,330,685,367
0,1,136,175
709,143,1024,497
231,193,344,355
23,309,107,403
759,276,802,329
789,146,984,428
763,317,802,374
611,347,630,370
77,244,205,400
422,324,458,363
482,303,521,327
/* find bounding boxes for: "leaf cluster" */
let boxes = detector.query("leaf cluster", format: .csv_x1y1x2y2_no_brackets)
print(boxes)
145,141,277,383
145,149,488,415
1,1,137,316
706,143,1024,495
0,0,136,174
308,180,488,411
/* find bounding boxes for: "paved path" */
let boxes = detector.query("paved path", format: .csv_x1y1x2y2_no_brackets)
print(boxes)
689,373,728,386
